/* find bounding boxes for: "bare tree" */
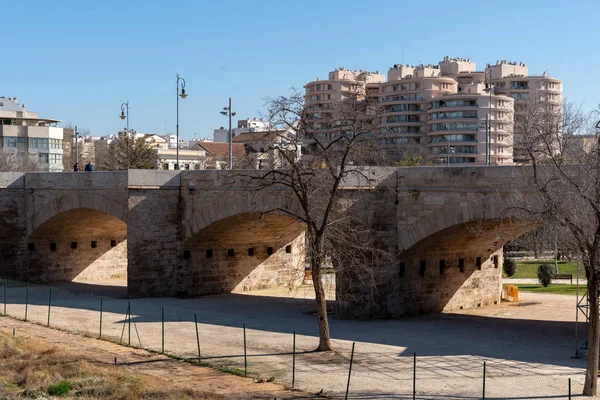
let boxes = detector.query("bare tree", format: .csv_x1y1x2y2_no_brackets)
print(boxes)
0,150,43,172
239,89,390,351
516,99,600,394
100,131,158,170
62,124,92,171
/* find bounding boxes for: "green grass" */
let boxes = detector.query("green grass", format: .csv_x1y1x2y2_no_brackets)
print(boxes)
47,381,72,396
515,284,581,295
503,259,583,279
216,366,247,377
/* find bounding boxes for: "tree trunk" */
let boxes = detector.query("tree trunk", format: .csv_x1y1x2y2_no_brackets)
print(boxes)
584,270,600,395
311,257,332,351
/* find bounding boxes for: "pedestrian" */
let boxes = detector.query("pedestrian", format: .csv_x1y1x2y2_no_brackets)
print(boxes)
84,161,93,172
73,162,80,172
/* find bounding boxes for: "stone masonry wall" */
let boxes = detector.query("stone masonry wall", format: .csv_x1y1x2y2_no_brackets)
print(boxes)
0,174,28,281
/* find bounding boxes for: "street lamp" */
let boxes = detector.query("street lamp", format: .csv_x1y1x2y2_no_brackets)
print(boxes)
120,101,130,169
220,97,236,169
484,69,493,166
74,125,80,166
446,144,455,166
176,74,188,170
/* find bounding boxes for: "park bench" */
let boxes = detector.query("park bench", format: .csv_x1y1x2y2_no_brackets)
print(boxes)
554,273,573,284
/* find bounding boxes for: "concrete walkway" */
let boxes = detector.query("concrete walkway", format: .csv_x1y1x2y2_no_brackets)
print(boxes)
0,281,592,399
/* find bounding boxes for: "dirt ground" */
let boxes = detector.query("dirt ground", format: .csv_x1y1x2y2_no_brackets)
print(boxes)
0,316,315,399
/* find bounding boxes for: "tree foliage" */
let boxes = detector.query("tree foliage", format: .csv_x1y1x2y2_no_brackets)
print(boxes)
101,131,158,170
537,263,554,287
503,258,517,277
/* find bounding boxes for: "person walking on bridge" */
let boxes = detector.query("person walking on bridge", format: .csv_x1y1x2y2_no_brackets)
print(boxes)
73,163,80,172
84,161,93,172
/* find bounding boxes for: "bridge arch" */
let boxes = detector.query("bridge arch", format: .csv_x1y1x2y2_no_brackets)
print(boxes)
182,189,303,243
390,195,538,317
26,206,128,284
27,192,127,236
181,212,306,296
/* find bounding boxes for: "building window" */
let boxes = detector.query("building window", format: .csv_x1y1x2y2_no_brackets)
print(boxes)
49,139,61,149
327,84,332,90
49,154,62,164
29,138,50,149
38,153,49,163
163,163,169,170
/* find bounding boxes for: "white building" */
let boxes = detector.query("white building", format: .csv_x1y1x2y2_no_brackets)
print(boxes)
213,117,272,142
0,97,64,171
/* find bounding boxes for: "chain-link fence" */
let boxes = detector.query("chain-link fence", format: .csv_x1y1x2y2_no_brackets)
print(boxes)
0,279,589,399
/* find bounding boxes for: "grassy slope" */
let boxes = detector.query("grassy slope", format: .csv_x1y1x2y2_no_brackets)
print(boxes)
514,284,582,295
0,332,219,400
503,260,584,279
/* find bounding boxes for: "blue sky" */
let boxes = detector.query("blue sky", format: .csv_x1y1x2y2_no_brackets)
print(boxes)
1,0,598,139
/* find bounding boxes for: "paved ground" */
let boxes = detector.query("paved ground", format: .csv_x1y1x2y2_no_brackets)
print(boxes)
0,279,594,399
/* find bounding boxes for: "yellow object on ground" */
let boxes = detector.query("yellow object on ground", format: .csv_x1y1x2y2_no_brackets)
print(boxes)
503,284,519,302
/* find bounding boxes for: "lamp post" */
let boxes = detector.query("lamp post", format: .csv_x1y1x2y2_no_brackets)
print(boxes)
176,74,188,170
484,70,493,166
446,144,455,166
74,125,80,166
120,101,130,169
220,98,237,169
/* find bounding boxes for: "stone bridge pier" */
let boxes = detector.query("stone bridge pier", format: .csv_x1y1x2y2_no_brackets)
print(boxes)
0,167,538,319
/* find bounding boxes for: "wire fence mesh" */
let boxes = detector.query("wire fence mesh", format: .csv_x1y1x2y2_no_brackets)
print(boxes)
0,279,591,399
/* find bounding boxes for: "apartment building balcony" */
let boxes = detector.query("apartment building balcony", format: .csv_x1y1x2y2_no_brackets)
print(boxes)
380,94,423,103
428,122,479,133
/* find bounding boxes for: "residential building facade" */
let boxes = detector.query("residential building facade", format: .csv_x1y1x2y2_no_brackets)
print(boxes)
0,97,64,171
213,118,272,142
304,56,562,165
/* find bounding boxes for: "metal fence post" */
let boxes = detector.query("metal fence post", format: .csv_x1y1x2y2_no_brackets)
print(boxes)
99,296,103,339
243,322,247,377
345,342,356,400
24,282,29,321
128,301,131,346
161,306,165,354
413,352,416,400
3,279,6,315
292,330,296,389
194,313,201,362
482,361,486,400
47,286,52,327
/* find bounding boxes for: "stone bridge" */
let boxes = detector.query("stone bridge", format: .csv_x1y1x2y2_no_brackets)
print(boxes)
0,167,538,318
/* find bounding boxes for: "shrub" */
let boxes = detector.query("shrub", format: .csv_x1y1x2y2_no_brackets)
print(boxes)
537,264,554,287
503,258,517,277
48,380,71,396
